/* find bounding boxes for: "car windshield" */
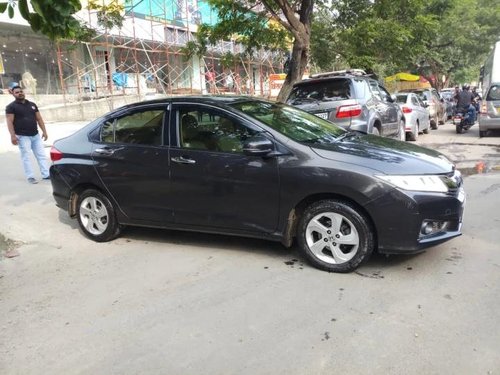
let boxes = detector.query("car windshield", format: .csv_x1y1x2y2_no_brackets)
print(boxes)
230,100,345,144
396,94,408,103
286,78,353,104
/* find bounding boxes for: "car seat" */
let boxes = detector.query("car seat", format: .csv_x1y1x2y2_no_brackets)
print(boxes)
216,118,242,153
181,114,207,149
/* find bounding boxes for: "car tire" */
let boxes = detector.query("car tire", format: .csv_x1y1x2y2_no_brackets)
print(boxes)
479,130,487,138
407,121,419,141
76,189,122,242
297,200,375,273
422,126,429,134
371,126,380,136
430,118,438,130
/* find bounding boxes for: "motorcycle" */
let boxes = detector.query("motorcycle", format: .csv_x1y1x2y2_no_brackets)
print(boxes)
453,105,475,134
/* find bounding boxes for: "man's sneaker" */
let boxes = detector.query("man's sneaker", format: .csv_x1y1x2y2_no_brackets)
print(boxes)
42,176,50,180
28,178,38,184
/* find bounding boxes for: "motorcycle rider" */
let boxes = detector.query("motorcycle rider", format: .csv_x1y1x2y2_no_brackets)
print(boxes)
471,86,481,112
455,84,476,123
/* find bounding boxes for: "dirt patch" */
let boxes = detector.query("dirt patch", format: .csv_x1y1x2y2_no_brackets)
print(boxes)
0,233,21,259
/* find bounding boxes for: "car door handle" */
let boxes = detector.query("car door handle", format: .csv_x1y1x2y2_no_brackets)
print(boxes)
95,147,123,155
171,156,196,164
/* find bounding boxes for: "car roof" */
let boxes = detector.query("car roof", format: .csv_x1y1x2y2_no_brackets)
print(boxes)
292,75,368,87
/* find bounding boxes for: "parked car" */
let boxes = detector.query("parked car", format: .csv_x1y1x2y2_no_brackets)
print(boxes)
286,70,405,141
394,92,431,141
479,82,500,137
49,96,465,273
406,88,446,128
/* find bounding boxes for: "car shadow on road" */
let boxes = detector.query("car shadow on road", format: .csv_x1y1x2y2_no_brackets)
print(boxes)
56,208,427,273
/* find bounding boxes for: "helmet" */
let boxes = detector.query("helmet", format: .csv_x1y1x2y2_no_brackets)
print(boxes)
462,84,470,90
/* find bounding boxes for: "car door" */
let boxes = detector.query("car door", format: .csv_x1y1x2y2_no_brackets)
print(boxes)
91,104,173,223
416,96,431,129
168,103,281,233
368,80,397,135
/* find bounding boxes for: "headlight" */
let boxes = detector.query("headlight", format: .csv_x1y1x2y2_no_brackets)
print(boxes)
375,175,449,193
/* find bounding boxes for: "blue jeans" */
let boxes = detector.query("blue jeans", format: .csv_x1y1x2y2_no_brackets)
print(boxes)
16,134,49,179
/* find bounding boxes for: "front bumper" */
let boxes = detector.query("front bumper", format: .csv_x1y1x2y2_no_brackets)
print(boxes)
367,180,466,254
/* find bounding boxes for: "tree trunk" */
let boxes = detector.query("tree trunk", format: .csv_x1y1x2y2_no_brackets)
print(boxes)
276,38,309,102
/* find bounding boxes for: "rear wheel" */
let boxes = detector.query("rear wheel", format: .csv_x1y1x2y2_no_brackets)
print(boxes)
430,118,438,130
407,121,419,141
76,189,121,242
456,125,465,134
297,200,375,273
371,126,380,136
479,130,487,138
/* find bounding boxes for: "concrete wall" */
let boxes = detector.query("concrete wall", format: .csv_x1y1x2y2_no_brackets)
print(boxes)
1,94,159,124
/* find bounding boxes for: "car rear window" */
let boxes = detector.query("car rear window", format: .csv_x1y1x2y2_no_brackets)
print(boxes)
287,78,354,104
486,85,500,100
396,95,408,103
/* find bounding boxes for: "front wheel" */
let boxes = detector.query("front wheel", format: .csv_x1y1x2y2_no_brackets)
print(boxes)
76,189,122,242
297,200,375,273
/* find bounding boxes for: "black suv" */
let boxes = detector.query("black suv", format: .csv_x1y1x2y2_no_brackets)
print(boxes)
286,70,405,140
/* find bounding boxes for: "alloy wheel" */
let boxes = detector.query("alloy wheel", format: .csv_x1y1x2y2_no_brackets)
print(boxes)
79,196,109,235
305,212,360,264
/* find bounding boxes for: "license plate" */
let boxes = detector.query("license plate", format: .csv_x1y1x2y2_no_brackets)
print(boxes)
315,112,328,120
453,118,462,124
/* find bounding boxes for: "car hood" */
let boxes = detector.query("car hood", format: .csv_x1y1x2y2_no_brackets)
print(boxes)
310,134,454,175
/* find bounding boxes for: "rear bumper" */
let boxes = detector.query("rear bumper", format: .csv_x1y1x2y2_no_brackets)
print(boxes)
479,116,500,131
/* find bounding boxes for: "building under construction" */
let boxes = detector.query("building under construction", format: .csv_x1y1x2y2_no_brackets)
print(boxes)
0,0,284,117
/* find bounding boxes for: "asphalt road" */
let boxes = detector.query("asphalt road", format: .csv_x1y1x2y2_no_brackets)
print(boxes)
1,121,499,374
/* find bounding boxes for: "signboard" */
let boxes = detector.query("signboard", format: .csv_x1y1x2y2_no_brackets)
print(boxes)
269,73,287,98
0,54,4,75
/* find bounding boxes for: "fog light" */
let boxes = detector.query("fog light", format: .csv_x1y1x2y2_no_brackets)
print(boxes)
420,220,449,236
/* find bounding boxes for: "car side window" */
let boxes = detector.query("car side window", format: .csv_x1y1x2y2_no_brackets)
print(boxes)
487,85,500,100
378,84,393,102
369,81,382,100
178,108,258,153
100,109,164,146
411,96,420,106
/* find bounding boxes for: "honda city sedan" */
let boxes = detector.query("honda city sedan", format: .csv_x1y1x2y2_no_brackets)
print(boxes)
49,96,466,273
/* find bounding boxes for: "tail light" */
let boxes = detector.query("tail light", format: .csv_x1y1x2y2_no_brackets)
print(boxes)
50,146,63,161
481,101,487,115
402,106,412,114
336,104,362,118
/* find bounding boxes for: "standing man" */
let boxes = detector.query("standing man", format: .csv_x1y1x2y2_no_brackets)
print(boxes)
6,85,50,184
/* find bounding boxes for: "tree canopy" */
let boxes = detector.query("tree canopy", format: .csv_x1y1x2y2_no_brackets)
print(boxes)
2,0,500,92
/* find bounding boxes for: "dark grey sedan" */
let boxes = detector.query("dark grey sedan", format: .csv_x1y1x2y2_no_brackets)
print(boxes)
49,96,465,272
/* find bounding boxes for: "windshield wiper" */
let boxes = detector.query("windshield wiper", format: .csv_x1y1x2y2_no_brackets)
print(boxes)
291,97,320,105
335,131,359,142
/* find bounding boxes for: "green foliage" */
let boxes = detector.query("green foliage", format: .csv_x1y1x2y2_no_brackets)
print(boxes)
310,0,500,87
191,0,290,57
0,0,111,41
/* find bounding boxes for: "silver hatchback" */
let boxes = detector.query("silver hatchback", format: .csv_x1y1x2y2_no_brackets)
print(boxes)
479,83,500,137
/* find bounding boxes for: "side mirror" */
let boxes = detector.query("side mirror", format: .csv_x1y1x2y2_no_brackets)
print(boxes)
243,135,274,157
390,94,397,102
